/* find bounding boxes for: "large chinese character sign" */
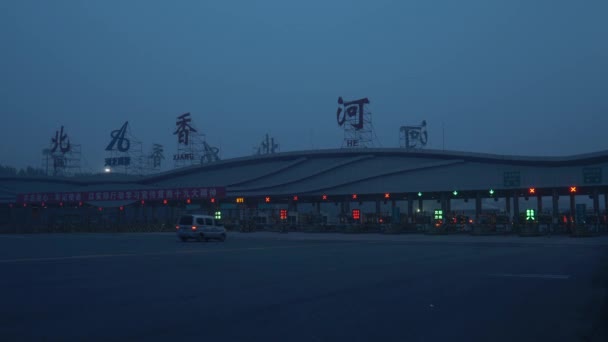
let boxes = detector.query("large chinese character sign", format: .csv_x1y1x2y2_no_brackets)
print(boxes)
400,120,428,150
173,112,202,168
45,126,82,176
104,121,144,174
336,97,373,148
173,112,221,168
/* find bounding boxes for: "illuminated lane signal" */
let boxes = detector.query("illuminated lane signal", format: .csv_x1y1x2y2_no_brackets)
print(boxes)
526,209,535,221
265,196,271,203
570,186,577,193
214,211,222,220
210,198,216,203
417,192,423,197
434,209,443,220
322,194,328,201
384,193,390,199
452,190,458,196
529,188,535,195
186,198,192,204
352,209,361,220
489,189,495,195
352,194,358,200
119,206,124,211
236,197,244,204
280,209,288,220
140,200,145,205
293,195,298,201
163,199,168,205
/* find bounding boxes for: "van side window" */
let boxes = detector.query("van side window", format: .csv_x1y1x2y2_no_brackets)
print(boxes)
196,218,205,225
205,218,213,226
179,215,193,225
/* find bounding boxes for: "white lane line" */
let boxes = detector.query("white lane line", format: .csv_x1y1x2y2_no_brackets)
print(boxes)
489,273,570,280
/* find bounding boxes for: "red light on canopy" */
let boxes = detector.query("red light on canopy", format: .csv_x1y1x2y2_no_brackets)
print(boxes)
140,200,145,205
78,201,83,207
59,202,63,207
119,206,124,211
384,193,390,199
163,199,168,205
528,188,535,194
570,186,577,193
210,198,216,203
352,194,357,200
322,195,327,201
265,196,271,203
352,209,361,220
186,198,191,204
293,195,298,201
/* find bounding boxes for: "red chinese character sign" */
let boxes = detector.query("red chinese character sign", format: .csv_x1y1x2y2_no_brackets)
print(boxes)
336,97,375,148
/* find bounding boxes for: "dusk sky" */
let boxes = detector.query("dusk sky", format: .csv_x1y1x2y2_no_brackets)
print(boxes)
1,0,607,172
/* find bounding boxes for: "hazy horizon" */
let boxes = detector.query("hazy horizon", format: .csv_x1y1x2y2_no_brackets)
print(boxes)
2,0,607,172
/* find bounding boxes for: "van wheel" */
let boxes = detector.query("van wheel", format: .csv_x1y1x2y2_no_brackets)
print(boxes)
219,233,226,242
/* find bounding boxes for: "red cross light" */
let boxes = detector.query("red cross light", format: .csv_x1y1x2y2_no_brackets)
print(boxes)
529,188,535,194
265,197,271,203
384,193,390,199
210,198,216,203
352,194,357,200
186,198,191,204
293,195,298,201
570,186,577,193
322,195,327,201
163,199,168,205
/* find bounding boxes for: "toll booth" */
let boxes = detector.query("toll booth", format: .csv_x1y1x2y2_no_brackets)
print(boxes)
537,214,552,234
472,214,496,235
519,209,541,236
433,209,443,228
495,214,511,232
414,213,432,232
445,214,472,233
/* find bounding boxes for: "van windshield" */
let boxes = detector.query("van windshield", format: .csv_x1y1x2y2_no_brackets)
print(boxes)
178,215,193,225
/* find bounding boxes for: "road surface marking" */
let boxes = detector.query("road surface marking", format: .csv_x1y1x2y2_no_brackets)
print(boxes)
0,242,357,264
489,273,570,280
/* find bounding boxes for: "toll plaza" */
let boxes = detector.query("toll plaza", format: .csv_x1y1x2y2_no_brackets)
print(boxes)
1,148,608,237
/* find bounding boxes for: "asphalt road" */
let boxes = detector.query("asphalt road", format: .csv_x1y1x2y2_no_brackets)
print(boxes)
1,232,607,342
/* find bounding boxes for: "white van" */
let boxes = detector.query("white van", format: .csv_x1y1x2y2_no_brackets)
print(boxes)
176,214,227,242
